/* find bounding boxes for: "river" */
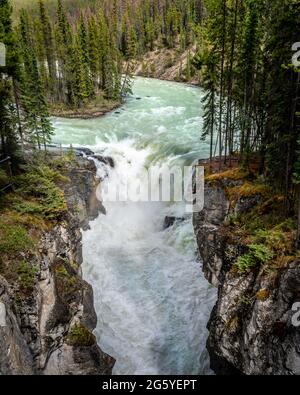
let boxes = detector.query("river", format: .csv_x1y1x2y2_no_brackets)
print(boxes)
52,77,217,375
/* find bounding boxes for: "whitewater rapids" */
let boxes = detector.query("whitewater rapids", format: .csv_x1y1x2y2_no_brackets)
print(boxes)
52,77,217,375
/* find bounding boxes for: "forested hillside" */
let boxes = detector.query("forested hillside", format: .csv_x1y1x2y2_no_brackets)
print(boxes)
12,0,98,19
195,0,300,243
1,0,300,229
0,0,203,150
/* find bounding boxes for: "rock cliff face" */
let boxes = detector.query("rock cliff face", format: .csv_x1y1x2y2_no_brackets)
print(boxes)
134,45,198,84
0,158,114,375
193,177,300,375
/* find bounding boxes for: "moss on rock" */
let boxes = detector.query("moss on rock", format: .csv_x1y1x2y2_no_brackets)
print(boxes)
66,323,96,347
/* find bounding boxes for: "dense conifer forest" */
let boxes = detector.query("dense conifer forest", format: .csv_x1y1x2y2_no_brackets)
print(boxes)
0,0,300,240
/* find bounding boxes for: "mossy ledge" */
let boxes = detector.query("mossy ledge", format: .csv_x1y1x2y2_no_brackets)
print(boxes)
66,323,96,347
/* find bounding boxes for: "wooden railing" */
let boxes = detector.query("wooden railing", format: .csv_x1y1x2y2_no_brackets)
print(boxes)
37,142,74,156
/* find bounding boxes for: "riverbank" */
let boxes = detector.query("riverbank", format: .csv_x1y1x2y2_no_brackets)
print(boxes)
50,97,121,120
49,53,200,122
0,152,114,374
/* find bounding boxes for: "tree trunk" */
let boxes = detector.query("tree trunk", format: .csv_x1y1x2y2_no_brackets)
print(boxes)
226,0,239,167
12,78,24,152
218,0,227,171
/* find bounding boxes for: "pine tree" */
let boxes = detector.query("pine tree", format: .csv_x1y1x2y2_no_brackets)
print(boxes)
71,36,89,107
263,0,300,201
186,50,192,81
217,0,227,169
19,10,53,149
78,13,93,99
0,0,20,159
224,0,240,165
121,25,137,97
200,51,218,167
239,0,260,158
38,0,57,100
55,0,74,105
88,16,100,93
98,10,110,92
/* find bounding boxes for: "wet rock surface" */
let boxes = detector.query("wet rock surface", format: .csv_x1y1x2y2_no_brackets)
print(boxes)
193,178,300,375
92,154,115,169
0,158,114,375
163,216,186,229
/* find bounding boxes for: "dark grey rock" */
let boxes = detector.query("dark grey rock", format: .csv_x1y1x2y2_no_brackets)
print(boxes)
0,277,34,375
163,216,185,229
0,157,114,376
92,155,115,169
193,178,300,375
75,148,95,157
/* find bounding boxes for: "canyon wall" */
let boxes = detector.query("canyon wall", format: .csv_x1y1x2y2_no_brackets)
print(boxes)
0,158,114,375
193,175,300,375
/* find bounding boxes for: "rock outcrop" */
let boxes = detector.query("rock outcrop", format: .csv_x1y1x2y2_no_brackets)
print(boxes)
0,278,34,375
0,158,114,375
194,176,300,375
134,45,198,84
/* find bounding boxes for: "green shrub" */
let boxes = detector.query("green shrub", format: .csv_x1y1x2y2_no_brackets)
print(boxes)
235,254,256,273
17,260,38,291
0,219,34,254
66,324,96,347
254,226,295,255
13,164,67,220
52,151,76,170
235,244,273,273
0,210,47,231
66,148,76,162
55,265,79,298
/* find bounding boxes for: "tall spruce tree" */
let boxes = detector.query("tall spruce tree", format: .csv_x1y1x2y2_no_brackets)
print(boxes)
55,0,74,105
38,0,57,101
19,10,53,149
0,0,20,159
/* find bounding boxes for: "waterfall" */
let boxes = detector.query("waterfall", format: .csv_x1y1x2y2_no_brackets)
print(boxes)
53,77,217,375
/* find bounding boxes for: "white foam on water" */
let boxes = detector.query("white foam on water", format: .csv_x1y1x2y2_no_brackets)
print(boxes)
82,138,216,375
151,106,186,117
53,77,217,375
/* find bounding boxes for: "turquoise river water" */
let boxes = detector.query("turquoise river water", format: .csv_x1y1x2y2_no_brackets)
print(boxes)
52,77,217,375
